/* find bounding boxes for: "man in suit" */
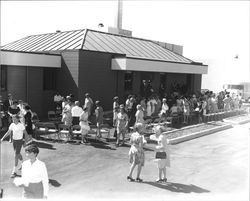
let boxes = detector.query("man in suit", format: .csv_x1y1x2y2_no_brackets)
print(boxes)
3,94,13,112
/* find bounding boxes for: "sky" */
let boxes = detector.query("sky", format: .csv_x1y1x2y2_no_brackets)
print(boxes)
1,0,249,93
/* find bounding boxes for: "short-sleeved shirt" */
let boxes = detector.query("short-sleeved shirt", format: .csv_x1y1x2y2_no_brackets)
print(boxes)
117,112,128,129
9,122,25,140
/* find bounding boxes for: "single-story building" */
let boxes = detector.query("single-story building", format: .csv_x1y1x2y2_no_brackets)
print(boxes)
0,28,208,118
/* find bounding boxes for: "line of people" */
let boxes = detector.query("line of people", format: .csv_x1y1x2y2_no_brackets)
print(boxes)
56,93,104,144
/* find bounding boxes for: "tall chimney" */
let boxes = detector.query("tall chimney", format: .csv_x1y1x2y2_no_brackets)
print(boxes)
115,0,123,29
108,0,132,37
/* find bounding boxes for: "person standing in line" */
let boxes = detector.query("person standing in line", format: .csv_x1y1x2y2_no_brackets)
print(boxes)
17,100,26,125
183,96,190,124
1,115,28,178
155,95,162,115
79,107,90,144
95,101,104,138
54,92,63,111
223,94,231,111
135,105,144,125
71,101,83,126
116,104,129,147
13,144,49,199
23,105,33,145
146,97,152,117
84,93,94,120
113,96,119,140
127,123,147,182
159,98,169,121
139,97,147,118
62,96,73,127
125,95,134,125
153,125,170,182
3,93,13,113
0,95,4,131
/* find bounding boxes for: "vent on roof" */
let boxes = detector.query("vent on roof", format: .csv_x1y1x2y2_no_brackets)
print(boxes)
56,30,61,33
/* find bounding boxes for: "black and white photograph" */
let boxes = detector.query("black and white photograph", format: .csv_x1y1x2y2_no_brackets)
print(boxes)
0,0,249,200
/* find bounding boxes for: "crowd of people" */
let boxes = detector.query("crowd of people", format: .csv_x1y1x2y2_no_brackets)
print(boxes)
0,88,245,199
52,88,244,146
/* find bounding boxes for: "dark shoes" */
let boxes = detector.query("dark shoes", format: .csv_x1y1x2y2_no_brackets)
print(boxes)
10,173,17,178
136,178,143,182
156,178,167,183
127,176,135,182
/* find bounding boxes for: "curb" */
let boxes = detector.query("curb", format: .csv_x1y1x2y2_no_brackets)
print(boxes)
168,123,233,145
223,115,250,125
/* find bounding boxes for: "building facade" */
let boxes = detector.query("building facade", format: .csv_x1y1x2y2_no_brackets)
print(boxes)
0,29,208,118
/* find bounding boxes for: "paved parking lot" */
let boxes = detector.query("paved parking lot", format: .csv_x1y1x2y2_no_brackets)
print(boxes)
0,123,249,201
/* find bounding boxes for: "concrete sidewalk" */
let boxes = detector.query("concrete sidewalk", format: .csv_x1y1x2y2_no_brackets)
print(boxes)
0,123,249,201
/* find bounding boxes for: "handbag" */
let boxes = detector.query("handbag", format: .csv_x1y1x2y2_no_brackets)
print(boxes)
155,151,167,159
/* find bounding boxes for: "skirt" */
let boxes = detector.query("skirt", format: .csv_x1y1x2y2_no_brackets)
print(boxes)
23,181,44,199
129,146,145,166
155,151,170,168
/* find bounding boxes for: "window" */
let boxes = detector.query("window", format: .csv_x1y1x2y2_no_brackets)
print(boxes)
1,65,7,91
124,72,133,91
43,68,56,90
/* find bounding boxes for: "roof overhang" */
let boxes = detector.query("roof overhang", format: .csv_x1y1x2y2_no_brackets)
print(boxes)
0,50,61,68
111,57,208,74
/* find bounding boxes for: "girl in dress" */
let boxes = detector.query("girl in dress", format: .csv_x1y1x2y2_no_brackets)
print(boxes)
127,123,147,182
154,125,170,182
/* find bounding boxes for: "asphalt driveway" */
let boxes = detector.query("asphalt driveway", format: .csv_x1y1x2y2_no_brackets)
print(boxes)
0,123,249,201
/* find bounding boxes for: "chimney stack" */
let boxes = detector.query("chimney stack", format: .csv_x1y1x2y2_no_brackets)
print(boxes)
108,0,132,37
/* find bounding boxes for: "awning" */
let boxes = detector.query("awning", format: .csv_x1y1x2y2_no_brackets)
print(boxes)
0,51,61,68
111,57,208,74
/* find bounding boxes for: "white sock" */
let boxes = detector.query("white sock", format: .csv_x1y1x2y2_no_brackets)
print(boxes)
12,166,17,173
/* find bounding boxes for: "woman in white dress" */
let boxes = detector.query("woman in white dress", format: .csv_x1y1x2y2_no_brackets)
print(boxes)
135,105,144,125
154,125,170,182
79,107,90,144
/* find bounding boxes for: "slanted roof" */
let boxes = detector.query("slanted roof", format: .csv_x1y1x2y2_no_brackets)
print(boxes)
1,29,193,64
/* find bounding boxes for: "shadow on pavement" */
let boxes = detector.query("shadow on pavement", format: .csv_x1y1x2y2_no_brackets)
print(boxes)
49,179,61,187
144,181,210,193
32,141,56,150
87,138,116,150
